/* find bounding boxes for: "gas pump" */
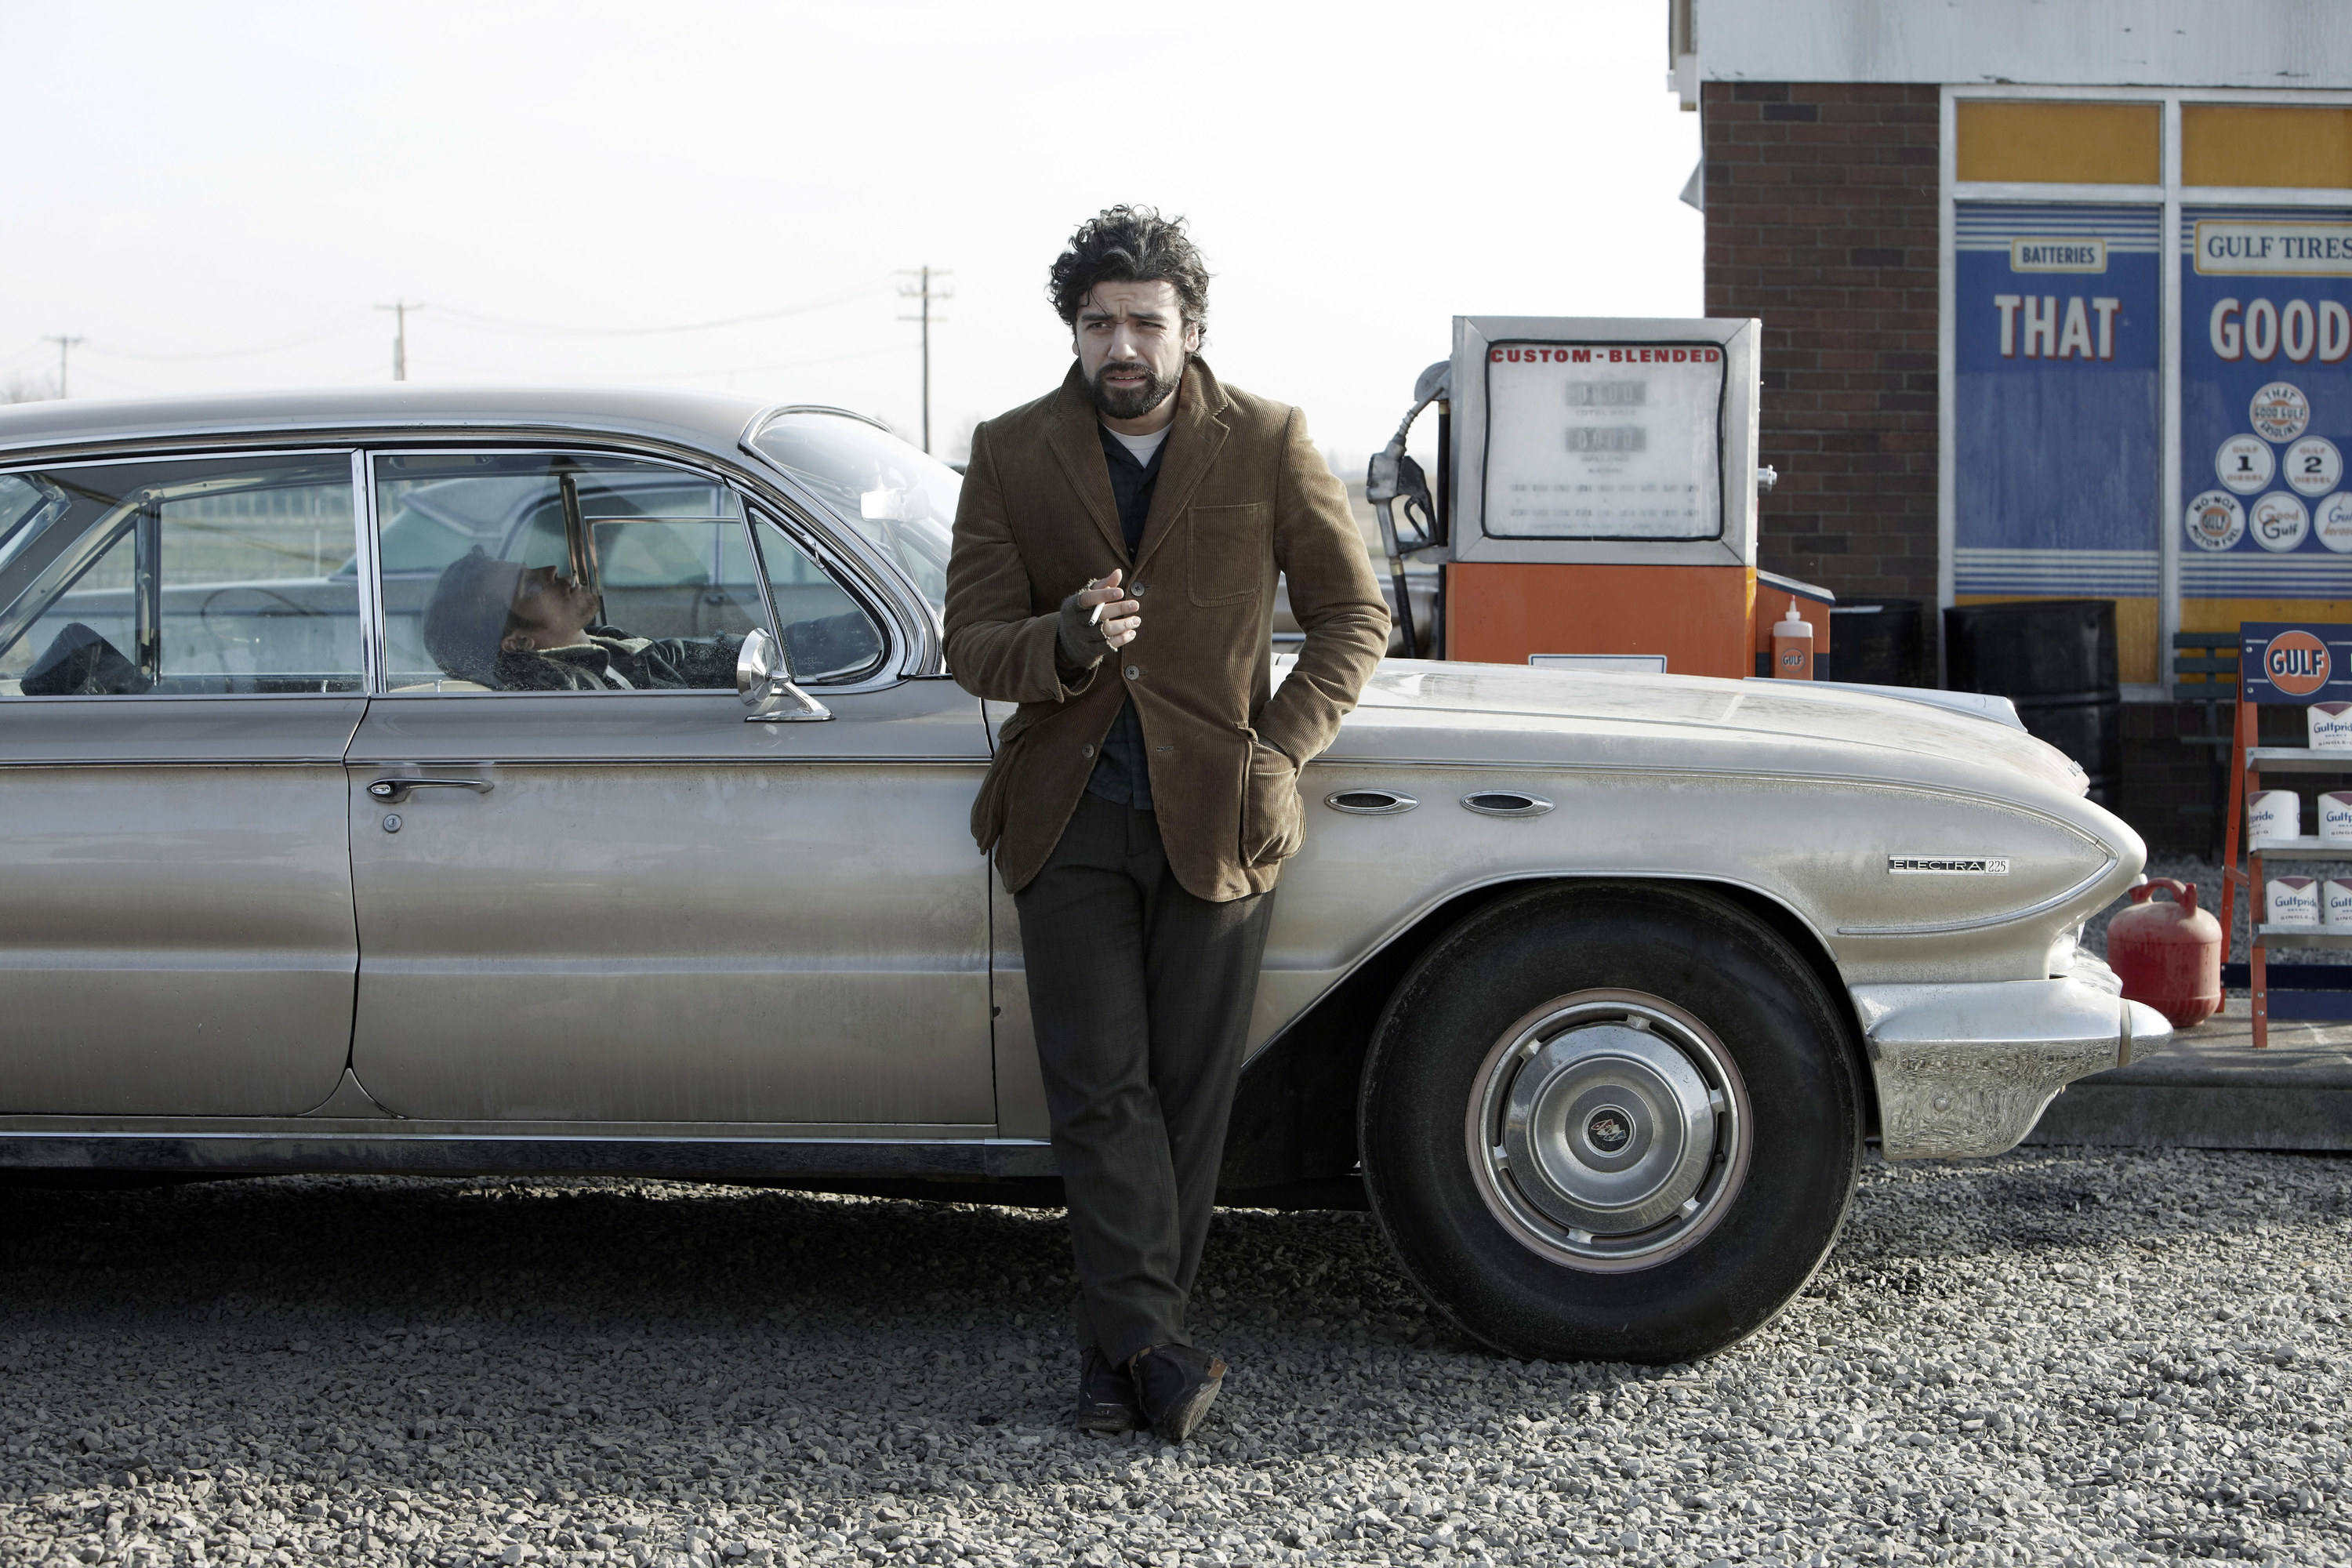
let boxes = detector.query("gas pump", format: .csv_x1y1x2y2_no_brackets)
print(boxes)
1367,315,1828,677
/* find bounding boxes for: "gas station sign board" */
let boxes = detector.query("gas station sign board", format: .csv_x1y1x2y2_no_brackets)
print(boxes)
1480,343,1726,542
2235,621,2352,705
1449,315,1759,568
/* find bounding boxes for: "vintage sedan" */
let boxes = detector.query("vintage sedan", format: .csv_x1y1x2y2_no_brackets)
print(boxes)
0,388,2165,1363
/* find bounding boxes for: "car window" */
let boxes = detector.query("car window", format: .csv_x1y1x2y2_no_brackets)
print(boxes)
376,452,796,695
752,513,887,684
0,453,362,697
750,411,955,612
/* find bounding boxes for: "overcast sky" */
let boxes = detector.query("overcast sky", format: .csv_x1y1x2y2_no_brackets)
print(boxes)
0,0,1701,466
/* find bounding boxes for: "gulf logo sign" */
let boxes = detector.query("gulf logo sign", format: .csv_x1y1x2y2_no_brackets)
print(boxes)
2265,630,2332,695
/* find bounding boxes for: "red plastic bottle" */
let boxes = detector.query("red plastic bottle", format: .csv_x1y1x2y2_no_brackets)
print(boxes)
2105,877,2222,1029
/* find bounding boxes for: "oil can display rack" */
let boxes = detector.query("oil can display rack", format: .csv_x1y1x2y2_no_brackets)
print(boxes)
2218,694,2352,1047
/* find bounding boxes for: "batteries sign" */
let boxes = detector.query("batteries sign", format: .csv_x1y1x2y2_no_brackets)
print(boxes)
1480,343,1725,540
2180,210,2352,599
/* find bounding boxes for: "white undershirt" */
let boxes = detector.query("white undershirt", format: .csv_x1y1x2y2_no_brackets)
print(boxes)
1105,423,1170,465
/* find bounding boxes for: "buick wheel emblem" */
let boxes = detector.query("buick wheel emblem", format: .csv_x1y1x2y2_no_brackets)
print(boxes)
1586,1107,1633,1153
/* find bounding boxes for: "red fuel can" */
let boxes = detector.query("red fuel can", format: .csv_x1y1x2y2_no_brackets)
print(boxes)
2106,877,2223,1029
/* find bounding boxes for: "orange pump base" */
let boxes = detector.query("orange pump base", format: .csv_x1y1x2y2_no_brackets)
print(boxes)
1445,563,1831,680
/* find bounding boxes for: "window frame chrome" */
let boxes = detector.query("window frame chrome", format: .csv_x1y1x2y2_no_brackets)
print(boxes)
736,402,951,677
0,444,372,702
351,448,389,695
738,501,891,691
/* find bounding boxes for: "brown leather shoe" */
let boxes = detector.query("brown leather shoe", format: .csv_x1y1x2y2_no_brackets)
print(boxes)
1076,1345,1142,1436
1128,1343,1226,1442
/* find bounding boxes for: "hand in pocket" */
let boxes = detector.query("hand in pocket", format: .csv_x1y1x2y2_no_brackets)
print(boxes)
1240,741,1305,867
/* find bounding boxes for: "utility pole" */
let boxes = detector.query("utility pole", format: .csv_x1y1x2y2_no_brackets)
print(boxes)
43,335,83,398
375,299,423,381
897,267,953,453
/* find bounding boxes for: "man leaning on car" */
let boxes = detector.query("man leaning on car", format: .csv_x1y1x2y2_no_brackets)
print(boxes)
942,205,1389,1442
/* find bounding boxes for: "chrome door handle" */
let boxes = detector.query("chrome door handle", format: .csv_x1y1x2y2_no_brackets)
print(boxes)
1461,789,1554,818
1324,789,1419,815
367,778,494,804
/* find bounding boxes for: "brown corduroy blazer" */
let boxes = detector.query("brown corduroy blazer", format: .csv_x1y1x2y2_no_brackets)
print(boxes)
944,358,1390,902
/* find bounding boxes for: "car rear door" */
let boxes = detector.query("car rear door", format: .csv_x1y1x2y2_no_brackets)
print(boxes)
341,449,994,1127
0,449,366,1115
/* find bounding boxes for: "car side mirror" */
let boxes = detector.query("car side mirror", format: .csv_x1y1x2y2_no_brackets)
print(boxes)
736,626,831,724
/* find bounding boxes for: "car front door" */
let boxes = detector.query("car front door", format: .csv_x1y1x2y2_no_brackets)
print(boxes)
0,449,366,1115
342,449,994,1127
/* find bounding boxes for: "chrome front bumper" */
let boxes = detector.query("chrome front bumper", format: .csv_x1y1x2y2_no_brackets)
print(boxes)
1851,962,2172,1160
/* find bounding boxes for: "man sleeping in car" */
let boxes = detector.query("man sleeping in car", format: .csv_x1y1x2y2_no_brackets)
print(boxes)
421,546,739,691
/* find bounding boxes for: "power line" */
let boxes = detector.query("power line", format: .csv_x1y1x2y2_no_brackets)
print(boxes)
428,280,890,339
897,267,952,454
17,279,892,375
81,311,374,362
405,342,918,383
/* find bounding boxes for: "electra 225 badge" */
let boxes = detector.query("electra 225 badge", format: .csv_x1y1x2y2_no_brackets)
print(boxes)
1887,857,2012,875
2239,622,2352,705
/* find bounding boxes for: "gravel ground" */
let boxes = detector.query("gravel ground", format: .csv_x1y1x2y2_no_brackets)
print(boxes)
2,1150,2347,1567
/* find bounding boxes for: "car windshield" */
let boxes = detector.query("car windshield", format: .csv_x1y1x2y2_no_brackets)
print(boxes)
750,410,954,611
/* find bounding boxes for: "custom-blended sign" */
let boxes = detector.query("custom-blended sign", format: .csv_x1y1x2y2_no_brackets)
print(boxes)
2238,621,2352,703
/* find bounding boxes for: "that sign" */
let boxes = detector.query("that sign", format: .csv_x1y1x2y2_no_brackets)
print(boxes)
1953,205,2162,630
2238,621,2352,704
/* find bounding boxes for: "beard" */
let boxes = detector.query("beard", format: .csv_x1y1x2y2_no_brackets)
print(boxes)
1090,358,1179,421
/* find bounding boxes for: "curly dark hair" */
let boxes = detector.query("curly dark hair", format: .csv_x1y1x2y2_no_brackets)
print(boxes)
1047,205,1210,345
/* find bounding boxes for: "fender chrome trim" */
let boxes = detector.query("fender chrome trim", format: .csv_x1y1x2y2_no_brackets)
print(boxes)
1835,855,2121,938
1852,978,2172,1160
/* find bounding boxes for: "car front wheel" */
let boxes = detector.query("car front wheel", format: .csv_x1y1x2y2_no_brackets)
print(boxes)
1359,882,1862,1363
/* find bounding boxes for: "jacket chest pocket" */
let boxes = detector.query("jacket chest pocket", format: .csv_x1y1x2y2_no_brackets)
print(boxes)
1186,503,1268,606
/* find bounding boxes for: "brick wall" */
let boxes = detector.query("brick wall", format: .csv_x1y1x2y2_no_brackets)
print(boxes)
1700,81,1941,618
2121,703,2232,855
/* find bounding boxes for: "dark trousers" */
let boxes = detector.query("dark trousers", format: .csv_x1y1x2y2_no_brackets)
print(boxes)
1013,793,1276,1363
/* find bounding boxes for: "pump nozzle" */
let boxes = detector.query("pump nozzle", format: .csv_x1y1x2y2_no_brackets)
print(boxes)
1367,360,1450,659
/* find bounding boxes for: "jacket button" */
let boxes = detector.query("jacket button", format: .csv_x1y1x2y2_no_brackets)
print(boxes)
1124,665,1141,680
1133,583,1148,597
1080,743,1095,758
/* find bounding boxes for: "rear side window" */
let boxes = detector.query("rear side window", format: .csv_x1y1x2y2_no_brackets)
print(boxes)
0,453,362,697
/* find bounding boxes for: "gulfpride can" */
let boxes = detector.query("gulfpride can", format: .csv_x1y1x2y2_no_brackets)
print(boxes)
2325,880,2352,927
2313,702,2352,749
2269,876,2322,926
2322,792,2352,843
2249,789,2302,844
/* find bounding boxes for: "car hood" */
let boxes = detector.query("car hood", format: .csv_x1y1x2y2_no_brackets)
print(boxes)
1324,659,2089,799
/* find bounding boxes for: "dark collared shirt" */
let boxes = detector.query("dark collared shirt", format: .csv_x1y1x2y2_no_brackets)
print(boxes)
1084,421,1163,810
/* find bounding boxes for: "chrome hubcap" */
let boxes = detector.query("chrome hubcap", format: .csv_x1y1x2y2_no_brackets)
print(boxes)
1468,990,1751,1272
